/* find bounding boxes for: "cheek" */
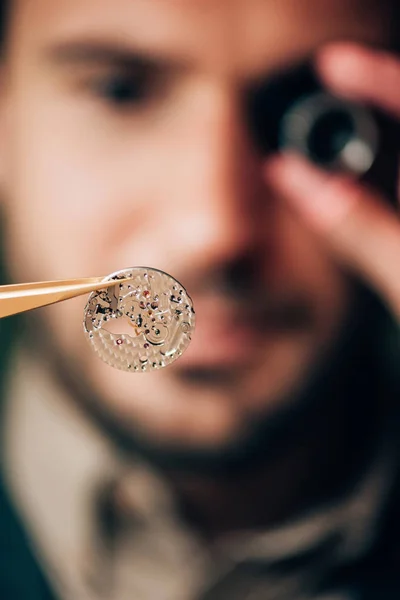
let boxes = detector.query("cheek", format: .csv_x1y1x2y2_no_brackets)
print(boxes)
1,91,189,283
1,106,140,281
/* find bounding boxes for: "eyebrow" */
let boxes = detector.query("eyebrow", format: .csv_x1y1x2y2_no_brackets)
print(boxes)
43,40,187,73
42,38,311,88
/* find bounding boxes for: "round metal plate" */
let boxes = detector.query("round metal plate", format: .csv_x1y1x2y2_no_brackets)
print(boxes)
83,267,195,372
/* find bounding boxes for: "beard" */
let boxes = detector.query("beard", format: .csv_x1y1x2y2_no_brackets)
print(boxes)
17,280,388,477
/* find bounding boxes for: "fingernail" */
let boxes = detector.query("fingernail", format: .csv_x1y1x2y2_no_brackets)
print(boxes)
317,50,371,94
265,154,358,229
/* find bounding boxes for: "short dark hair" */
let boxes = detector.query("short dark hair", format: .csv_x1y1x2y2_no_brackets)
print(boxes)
0,1,8,48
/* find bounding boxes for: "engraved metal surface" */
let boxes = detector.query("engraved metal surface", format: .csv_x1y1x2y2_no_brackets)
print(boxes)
83,267,195,372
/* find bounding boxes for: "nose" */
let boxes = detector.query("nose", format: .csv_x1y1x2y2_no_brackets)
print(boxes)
156,86,267,277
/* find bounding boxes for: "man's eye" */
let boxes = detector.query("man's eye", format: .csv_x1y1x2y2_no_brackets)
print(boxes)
88,73,151,106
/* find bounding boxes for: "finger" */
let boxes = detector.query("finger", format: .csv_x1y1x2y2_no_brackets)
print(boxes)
265,154,400,316
316,43,400,119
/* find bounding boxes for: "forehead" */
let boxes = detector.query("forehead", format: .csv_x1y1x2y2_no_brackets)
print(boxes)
10,0,389,78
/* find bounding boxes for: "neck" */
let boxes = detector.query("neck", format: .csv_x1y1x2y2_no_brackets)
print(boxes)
168,443,321,540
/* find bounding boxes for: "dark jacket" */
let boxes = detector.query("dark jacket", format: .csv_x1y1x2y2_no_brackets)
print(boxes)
0,478,54,600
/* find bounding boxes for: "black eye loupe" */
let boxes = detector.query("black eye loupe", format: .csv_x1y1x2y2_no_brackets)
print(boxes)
248,63,379,176
280,92,378,175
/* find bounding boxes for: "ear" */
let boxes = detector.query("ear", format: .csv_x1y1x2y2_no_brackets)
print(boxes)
0,65,11,205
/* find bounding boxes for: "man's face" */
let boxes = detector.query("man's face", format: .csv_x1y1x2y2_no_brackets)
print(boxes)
0,0,389,451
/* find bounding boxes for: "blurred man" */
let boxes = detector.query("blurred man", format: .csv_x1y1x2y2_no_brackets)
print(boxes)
0,0,399,598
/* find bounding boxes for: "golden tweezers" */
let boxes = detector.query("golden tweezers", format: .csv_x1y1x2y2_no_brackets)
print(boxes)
0,275,132,319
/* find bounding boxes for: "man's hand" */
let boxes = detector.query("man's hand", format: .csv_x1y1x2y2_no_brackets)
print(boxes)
264,43,400,317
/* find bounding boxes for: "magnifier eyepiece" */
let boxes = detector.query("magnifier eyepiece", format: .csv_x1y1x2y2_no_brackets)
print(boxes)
280,92,379,175
248,64,379,176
